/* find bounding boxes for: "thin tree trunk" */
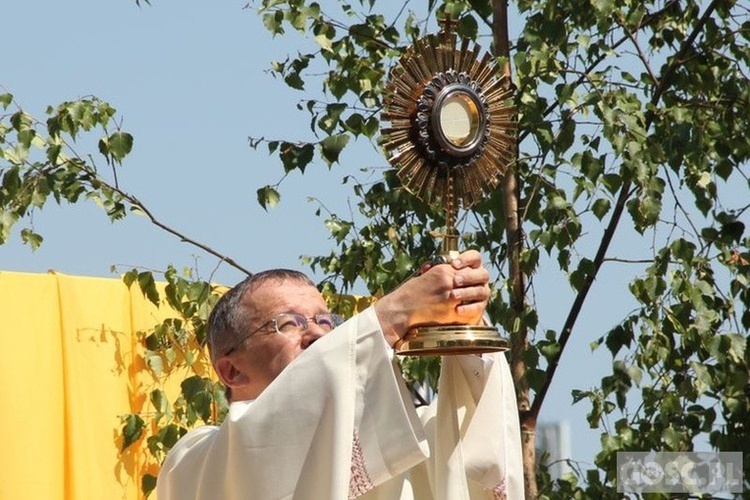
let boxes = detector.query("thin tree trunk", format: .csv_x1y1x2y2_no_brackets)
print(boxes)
492,1,536,498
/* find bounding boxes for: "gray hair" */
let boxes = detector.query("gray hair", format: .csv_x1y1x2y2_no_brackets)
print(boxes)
207,269,316,368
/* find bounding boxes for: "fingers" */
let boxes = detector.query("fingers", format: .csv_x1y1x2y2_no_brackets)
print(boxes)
455,299,487,317
419,249,481,274
419,261,433,275
450,281,489,303
419,250,488,296
448,250,489,323
452,262,488,285
452,252,489,293
450,249,482,270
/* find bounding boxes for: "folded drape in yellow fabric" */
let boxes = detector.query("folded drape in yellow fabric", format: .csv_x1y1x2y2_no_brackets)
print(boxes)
0,271,174,500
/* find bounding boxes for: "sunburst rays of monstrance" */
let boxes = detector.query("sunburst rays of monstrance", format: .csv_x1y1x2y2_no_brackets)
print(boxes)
380,20,517,355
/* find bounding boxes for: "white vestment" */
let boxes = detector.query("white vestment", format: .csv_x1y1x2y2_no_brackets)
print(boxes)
157,307,523,500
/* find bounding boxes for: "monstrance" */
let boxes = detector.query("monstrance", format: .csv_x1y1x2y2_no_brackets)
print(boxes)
380,19,517,355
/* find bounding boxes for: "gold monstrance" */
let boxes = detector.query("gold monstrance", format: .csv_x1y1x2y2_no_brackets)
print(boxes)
380,19,517,356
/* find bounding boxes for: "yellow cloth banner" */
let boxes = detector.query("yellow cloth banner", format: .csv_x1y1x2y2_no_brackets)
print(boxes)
0,270,372,500
0,271,175,500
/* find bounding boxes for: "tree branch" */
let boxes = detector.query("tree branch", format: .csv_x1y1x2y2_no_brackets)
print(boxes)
63,157,254,278
518,0,680,144
529,0,723,420
617,17,660,88
493,1,537,498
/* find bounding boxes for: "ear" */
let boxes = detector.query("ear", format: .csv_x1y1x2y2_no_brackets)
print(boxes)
216,355,250,391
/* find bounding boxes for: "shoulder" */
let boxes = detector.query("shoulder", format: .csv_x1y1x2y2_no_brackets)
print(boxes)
156,425,220,499
161,425,220,472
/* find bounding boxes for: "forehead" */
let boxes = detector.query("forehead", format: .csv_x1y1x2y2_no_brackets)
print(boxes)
241,279,327,318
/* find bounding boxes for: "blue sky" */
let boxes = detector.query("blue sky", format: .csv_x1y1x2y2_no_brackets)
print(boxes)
1,0,657,470
1,0,346,288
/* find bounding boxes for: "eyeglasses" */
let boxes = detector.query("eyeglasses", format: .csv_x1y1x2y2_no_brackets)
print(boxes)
224,312,344,355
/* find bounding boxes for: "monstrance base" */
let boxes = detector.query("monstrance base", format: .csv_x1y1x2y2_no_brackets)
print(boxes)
395,324,509,356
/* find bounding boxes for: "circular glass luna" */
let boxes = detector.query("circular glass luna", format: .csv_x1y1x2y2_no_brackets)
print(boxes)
431,84,486,156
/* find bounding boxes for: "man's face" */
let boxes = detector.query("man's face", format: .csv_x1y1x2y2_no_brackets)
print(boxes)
229,279,331,399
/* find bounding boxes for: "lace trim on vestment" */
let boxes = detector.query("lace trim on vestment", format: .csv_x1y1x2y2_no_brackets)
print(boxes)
490,478,507,500
348,432,374,499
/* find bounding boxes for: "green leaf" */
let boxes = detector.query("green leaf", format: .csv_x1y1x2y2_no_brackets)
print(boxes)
10,111,32,131
318,103,347,134
122,269,139,289
362,117,379,138
605,324,633,357
570,258,595,292
601,173,622,194
394,251,413,275
320,134,350,167
121,414,145,451
146,353,164,377
150,388,169,419
325,216,352,242
137,271,160,306
315,33,333,52
107,131,134,162
526,367,547,392
0,93,11,109
627,365,642,386
571,389,592,404
720,220,745,244
539,340,561,360
20,228,43,250
457,15,478,40
691,362,712,395
640,195,661,224
554,119,576,155
181,375,206,399
592,198,611,220
262,11,284,35
662,425,685,449
284,72,305,90
141,474,157,497
146,423,185,457
279,142,314,172
257,185,280,210
289,9,307,31
727,333,746,363
344,113,364,135
186,281,209,302
181,376,212,424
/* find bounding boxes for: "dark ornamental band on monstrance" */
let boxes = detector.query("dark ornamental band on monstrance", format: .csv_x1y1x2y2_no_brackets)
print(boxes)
380,19,517,356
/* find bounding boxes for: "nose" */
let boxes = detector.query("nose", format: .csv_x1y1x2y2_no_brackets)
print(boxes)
300,322,327,349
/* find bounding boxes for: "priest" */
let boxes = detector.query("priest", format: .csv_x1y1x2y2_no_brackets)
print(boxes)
157,250,523,499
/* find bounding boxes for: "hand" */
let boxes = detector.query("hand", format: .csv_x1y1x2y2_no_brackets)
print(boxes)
374,250,490,346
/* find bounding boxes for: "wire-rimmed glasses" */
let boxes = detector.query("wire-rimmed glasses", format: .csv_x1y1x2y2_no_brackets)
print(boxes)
224,312,344,356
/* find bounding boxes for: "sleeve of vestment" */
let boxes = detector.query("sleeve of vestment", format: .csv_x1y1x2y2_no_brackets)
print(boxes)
156,306,429,500
403,353,524,500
